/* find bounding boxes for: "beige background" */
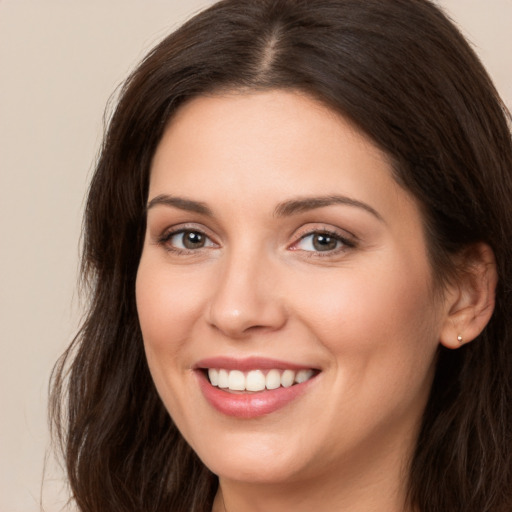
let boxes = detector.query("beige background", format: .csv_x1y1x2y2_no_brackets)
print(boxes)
0,1,510,511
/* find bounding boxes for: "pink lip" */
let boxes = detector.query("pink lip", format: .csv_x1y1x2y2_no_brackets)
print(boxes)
194,356,314,372
194,357,319,419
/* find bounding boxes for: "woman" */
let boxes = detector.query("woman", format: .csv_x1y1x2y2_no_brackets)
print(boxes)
50,0,512,511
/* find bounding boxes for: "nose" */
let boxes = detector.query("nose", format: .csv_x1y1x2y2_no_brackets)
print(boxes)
206,249,287,339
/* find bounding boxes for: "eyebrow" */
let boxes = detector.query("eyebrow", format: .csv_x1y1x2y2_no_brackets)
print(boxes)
274,195,383,221
146,194,213,216
146,193,383,221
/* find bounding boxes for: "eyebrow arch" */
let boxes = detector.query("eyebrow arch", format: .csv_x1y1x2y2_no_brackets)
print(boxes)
146,194,213,216
274,195,383,221
146,193,383,221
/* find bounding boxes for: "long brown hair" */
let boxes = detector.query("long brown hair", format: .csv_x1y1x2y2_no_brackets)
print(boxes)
50,1,512,510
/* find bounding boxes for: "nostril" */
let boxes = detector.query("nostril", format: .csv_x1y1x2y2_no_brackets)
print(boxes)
205,259,288,335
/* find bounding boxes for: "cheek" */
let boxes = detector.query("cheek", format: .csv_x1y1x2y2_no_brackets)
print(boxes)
302,267,435,339
136,259,207,354
293,262,440,455
295,255,440,392
135,258,209,425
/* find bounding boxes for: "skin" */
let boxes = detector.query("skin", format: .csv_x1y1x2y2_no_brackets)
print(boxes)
136,90,492,511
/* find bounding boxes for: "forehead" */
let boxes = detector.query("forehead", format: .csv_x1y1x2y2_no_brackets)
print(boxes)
149,90,418,224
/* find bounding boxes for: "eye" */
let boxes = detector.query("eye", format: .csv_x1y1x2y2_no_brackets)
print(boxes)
294,231,353,253
162,229,216,251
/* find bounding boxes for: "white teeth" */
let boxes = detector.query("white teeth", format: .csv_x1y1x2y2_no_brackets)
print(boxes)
228,370,245,391
266,369,281,390
218,369,229,388
295,369,314,384
208,368,219,386
246,370,266,391
281,369,295,388
207,368,316,391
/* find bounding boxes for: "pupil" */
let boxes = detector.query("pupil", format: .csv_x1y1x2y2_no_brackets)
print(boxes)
184,231,204,249
313,234,337,251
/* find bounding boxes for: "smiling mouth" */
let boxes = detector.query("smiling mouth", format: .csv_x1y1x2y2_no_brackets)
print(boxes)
206,368,316,393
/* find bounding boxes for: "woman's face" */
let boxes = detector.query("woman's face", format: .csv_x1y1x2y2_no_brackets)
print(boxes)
136,91,450,485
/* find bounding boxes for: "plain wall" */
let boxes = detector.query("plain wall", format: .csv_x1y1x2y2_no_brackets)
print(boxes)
0,1,510,511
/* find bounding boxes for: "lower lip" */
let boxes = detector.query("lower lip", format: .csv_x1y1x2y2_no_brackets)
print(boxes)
196,371,316,419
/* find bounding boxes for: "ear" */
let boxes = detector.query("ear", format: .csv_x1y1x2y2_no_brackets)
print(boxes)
439,243,497,349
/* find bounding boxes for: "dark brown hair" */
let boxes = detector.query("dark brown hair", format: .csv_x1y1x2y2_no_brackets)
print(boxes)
50,1,512,510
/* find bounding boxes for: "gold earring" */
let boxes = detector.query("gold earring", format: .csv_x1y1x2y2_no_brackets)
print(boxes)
457,335,463,344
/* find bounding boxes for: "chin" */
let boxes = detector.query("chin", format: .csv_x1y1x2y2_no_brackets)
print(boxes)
192,430,312,484
207,457,302,485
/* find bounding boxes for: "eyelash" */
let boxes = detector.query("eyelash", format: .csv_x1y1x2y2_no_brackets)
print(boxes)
292,229,356,257
156,226,356,257
157,226,217,255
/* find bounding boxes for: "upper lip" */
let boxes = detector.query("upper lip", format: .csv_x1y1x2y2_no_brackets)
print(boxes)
194,356,319,372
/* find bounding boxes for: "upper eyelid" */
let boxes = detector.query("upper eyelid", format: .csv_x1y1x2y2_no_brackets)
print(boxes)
158,223,216,239
153,224,220,251
292,231,353,248
287,225,358,253
169,230,216,246
152,221,357,248
157,227,218,255
163,228,212,240
292,224,357,241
